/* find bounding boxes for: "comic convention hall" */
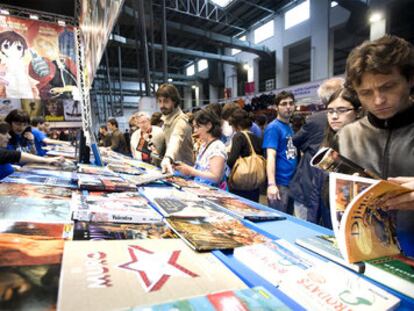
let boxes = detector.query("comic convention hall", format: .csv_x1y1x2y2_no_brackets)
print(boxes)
0,0,413,310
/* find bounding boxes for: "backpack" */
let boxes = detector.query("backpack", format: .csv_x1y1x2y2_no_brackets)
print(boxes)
228,132,266,191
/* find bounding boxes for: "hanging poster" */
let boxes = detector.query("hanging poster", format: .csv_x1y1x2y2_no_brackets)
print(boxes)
21,99,42,118
63,99,81,121
80,0,124,88
0,15,79,101
0,98,21,115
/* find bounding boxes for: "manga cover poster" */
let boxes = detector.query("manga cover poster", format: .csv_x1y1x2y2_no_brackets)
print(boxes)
43,98,64,121
63,99,81,121
80,0,124,88
0,15,79,100
21,99,42,118
0,98,21,115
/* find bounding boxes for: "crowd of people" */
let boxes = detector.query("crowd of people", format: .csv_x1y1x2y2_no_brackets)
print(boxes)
2,35,413,234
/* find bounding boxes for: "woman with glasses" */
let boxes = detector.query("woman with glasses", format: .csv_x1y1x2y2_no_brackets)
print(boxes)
309,87,362,229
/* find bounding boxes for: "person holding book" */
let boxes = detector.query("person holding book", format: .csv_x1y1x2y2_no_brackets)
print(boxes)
173,109,228,189
337,35,414,254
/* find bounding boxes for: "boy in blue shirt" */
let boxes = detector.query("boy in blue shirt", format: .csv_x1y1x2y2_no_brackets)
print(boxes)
262,91,298,213
31,117,71,156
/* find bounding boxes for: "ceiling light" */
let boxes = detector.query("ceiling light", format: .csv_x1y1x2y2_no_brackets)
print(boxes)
369,12,383,23
0,9,10,15
191,85,197,89
243,64,250,71
29,14,39,20
58,20,66,27
167,78,173,82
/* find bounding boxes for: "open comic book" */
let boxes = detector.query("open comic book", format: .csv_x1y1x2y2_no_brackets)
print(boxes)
311,147,381,179
329,173,411,263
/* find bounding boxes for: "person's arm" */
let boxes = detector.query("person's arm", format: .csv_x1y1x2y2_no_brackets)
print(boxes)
385,177,414,210
227,134,243,168
266,148,280,201
164,118,188,161
0,148,21,164
19,152,65,166
174,156,225,184
43,138,71,146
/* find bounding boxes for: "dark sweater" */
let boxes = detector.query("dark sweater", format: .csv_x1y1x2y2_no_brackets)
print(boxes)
227,131,262,168
0,148,21,164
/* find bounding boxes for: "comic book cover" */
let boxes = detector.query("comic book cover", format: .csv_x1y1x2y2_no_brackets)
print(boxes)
338,180,410,263
73,222,177,240
0,196,71,223
0,183,73,201
0,220,69,266
57,239,246,310
0,264,61,310
166,217,270,251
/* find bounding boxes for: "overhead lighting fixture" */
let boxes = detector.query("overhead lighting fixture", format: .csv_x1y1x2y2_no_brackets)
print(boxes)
0,9,10,15
243,64,250,71
29,14,39,20
210,0,234,8
191,85,197,89
167,78,173,82
58,20,66,27
331,1,338,7
369,12,383,23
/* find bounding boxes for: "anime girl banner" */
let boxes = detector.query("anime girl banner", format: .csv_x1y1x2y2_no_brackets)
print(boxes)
80,0,124,88
0,15,79,101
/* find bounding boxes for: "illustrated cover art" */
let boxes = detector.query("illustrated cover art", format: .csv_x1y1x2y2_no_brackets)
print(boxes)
0,220,68,266
338,180,410,263
63,99,81,120
0,98,21,115
107,163,144,175
77,173,136,191
234,239,324,286
0,196,71,223
165,176,208,189
329,173,375,235
73,222,177,240
71,192,162,224
2,172,77,189
19,161,77,172
0,264,61,310
57,239,246,310
166,217,270,251
77,164,118,176
122,171,172,186
280,262,400,311
0,183,72,201
132,286,290,311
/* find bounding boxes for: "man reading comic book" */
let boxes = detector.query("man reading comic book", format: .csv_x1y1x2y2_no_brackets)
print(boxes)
336,35,414,255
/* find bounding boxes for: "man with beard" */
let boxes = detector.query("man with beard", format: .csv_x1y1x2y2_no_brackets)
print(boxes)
155,84,193,174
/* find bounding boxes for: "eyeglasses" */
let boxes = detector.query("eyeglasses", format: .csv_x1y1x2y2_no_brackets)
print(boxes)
327,108,355,115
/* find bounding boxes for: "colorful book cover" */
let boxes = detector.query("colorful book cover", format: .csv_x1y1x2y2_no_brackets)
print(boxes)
295,235,365,273
234,239,324,286
0,264,61,310
73,222,178,240
166,217,270,251
189,189,286,221
2,172,78,189
71,192,162,224
77,164,118,176
364,254,414,299
77,173,137,191
165,176,209,189
0,196,72,223
141,187,227,218
329,173,375,236
107,163,144,175
0,220,69,267
19,161,77,172
280,262,400,311
57,239,247,311
122,171,172,186
0,183,73,201
131,286,291,310
338,180,410,263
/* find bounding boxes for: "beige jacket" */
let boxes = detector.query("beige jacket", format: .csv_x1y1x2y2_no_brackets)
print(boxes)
162,108,194,165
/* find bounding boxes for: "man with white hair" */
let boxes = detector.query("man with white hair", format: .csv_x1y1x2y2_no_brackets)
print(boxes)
130,112,165,165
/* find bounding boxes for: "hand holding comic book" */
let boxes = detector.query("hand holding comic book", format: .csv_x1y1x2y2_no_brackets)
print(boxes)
385,177,414,210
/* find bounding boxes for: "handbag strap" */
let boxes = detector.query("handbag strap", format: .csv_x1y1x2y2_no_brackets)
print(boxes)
241,131,257,156
198,138,218,160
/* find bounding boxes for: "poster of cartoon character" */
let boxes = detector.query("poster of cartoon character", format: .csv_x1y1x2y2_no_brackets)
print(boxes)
0,15,79,101
0,98,21,116
63,99,81,121
21,99,42,118
43,99,64,121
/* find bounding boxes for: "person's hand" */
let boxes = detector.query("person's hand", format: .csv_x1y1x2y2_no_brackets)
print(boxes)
161,157,173,174
173,162,194,177
46,156,65,166
0,272,31,302
267,184,281,201
385,177,414,210
23,131,34,141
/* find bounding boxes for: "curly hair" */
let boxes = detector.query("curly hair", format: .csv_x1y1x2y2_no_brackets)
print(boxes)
193,109,222,138
345,35,414,89
155,83,182,107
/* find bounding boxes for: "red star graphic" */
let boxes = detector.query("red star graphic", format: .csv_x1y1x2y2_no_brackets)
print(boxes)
118,245,198,292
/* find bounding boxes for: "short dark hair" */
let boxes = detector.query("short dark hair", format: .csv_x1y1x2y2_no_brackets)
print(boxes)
255,114,268,127
107,118,118,128
327,87,361,110
156,83,182,108
221,102,239,120
150,112,163,126
193,109,222,138
0,121,10,134
5,109,30,125
346,35,414,88
205,103,223,119
100,125,108,131
0,31,28,57
228,108,252,130
31,116,45,127
275,91,295,106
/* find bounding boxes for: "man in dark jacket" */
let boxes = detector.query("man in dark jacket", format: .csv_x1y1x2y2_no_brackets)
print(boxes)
106,118,128,155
